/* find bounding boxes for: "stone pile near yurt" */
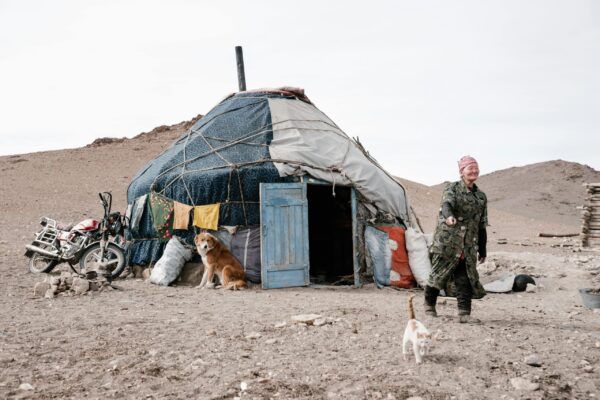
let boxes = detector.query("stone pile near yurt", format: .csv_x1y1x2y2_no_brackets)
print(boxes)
581,182,600,248
32,263,114,298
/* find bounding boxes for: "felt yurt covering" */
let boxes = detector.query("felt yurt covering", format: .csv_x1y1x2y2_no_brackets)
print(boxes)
126,87,411,266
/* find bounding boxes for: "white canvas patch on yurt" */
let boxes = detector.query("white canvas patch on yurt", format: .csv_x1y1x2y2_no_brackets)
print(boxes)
267,97,409,221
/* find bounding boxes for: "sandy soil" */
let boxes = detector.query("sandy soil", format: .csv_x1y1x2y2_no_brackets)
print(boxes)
0,122,599,399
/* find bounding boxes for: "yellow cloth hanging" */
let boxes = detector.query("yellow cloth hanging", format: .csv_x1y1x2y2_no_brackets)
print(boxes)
173,201,193,230
193,204,220,231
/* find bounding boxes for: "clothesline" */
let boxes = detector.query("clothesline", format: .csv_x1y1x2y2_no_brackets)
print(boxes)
128,191,261,239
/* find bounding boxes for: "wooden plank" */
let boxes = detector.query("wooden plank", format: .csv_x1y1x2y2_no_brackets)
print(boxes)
538,232,579,238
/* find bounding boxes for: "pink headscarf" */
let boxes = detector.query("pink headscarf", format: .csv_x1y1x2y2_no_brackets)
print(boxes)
458,155,478,174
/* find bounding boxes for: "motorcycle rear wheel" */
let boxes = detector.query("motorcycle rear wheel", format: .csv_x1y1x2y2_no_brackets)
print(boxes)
28,253,58,274
78,243,126,279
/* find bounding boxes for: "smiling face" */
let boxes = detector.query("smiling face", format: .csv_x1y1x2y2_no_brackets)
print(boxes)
461,163,480,186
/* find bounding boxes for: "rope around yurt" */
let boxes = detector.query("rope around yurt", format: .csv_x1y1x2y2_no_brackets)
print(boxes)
147,98,412,228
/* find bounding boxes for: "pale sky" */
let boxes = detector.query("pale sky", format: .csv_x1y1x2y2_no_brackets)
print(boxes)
1,0,598,185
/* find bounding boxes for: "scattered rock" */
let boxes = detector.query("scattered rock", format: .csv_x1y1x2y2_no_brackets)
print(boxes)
72,277,90,295
525,283,537,293
497,239,508,245
524,354,542,367
33,282,50,297
583,365,594,373
274,321,287,328
265,338,277,345
240,381,248,391
245,332,261,340
510,377,540,391
314,318,329,326
291,314,323,325
44,289,55,299
18,383,34,391
48,276,61,286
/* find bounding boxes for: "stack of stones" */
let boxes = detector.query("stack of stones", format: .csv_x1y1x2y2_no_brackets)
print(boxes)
581,183,600,248
33,269,112,299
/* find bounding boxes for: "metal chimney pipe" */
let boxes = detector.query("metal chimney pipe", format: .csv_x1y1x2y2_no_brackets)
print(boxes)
235,46,246,92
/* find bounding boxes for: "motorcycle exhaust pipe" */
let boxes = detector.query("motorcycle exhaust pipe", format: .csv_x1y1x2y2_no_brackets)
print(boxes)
25,245,61,260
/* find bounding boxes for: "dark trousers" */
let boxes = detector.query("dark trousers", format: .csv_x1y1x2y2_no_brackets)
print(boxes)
425,259,473,315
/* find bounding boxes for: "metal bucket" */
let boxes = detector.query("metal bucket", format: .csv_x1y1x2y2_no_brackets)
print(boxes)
579,288,600,309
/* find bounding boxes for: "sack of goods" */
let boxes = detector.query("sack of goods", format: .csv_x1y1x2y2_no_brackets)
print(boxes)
404,227,433,288
149,236,193,286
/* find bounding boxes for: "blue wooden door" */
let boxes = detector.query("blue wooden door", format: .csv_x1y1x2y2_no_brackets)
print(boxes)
260,182,310,289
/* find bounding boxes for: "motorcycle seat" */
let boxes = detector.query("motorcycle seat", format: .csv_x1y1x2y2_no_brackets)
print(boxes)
57,222,74,231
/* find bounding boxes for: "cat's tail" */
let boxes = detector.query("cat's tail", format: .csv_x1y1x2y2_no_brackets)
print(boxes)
407,294,416,320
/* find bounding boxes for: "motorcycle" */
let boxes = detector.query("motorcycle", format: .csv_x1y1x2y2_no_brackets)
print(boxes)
24,192,127,279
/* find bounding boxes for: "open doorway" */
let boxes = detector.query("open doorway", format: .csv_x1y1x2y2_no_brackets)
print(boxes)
307,184,354,285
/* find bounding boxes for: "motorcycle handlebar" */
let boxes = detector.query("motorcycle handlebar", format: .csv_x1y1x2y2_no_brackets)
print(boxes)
98,192,112,218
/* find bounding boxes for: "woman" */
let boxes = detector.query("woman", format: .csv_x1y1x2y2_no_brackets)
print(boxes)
424,156,488,323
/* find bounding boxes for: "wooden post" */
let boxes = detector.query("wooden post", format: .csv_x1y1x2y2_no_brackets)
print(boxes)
235,46,246,92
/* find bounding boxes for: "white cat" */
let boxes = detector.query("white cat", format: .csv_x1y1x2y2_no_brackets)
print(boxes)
402,294,434,364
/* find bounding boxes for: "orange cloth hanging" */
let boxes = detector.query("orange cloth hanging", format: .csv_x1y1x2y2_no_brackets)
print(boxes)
173,201,193,230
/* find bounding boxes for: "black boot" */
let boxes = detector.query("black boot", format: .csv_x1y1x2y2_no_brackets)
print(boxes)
424,286,440,317
454,260,480,323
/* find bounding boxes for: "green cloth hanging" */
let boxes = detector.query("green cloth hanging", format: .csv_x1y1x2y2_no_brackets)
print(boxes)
149,191,174,240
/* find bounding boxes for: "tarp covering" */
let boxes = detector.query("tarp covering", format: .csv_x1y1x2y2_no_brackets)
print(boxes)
126,88,409,265
268,98,409,221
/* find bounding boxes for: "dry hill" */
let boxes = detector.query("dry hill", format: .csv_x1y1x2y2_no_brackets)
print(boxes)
430,160,600,228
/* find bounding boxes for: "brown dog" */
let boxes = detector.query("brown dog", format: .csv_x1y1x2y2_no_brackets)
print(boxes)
194,232,247,290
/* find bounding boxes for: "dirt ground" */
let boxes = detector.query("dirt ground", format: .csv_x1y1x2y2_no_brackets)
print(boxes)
1,126,599,399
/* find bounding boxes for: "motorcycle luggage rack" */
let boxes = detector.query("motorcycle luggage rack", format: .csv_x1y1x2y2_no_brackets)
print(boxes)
34,227,58,246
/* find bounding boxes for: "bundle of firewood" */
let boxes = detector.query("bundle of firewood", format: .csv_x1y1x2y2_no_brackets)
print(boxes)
581,183,600,248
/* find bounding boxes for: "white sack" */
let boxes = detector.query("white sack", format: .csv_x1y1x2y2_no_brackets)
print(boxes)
405,228,432,287
149,236,193,286
483,275,516,293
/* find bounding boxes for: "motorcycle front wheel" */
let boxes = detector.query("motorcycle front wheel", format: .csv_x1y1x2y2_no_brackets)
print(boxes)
78,243,126,279
28,252,58,274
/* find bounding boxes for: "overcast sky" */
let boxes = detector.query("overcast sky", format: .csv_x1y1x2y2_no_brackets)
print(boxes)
1,0,598,185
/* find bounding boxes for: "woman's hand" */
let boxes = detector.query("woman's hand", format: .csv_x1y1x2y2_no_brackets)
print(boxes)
445,216,457,226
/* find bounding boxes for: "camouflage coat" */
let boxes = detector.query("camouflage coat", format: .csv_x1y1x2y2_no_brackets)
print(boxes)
428,180,488,299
